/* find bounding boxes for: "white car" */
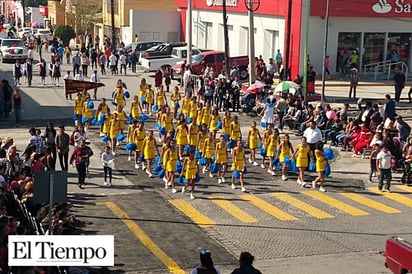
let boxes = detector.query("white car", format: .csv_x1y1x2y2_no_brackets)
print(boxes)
18,27,34,38
33,29,53,41
0,39,28,63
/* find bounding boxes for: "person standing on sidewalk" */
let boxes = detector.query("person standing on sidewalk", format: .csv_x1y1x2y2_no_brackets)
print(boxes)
70,139,93,189
101,145,115,187
56,125,70,171
393,68,405,103
376,144,392,192
348,68,359,99
10,88,22,127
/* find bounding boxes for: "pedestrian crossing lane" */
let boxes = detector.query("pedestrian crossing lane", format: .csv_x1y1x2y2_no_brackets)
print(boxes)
240,194,298,221
339,193,401,214
303,191,369,216
169,199,215,228
209,196,258,223
271,193,334,219
368,187,412,207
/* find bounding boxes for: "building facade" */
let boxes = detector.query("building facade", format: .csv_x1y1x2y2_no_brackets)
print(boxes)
98,0,176,47
175,0,303,78
307,0,412,76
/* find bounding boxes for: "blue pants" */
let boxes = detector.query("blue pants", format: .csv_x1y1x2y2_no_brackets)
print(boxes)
378,168,392,190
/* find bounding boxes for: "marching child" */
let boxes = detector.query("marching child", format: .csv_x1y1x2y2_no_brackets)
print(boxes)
312,142,327,192
101,145,115,186
247,121,262,166
278,133,294,181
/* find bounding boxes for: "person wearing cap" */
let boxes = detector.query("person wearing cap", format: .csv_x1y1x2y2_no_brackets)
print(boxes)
90,70,100,101
348,67,359,99
191,249,220,274
231,252,262,274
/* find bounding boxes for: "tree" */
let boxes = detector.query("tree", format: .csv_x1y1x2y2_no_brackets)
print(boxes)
54,25,76,46
65,0,101,44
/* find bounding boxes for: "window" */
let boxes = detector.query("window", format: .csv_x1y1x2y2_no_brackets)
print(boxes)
336,32,361,72
204,55,215,64
217,53,225,63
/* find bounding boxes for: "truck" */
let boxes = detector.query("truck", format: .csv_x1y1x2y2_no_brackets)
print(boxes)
384,236,412,274
140,46,201,72
172,50,249,80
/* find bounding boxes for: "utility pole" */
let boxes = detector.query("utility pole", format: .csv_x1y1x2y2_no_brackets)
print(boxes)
187,0,192,65
284,0,292,81
248,0,255,85
223,0,230,76
110,0,115,51
321,0,330,102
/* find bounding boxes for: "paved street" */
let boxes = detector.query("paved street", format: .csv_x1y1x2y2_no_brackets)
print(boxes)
1,54,411,273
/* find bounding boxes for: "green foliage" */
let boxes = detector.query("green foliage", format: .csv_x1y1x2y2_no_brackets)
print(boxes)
54,25,76,46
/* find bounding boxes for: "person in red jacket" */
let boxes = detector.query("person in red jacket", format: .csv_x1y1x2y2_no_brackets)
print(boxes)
69,139,93,188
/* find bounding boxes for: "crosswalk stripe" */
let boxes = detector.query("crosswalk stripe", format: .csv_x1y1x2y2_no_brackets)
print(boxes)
169,199,215,228
339,193,401,214
368,187,412,207
303,191,369,216
271,193,334,219
209,196,258,223
97,202,185,274
241,194,297,221
395,185,412,193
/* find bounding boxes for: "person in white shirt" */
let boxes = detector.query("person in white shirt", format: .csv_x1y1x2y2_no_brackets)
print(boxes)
74,70,84,81
108,53,117,75
266,58,276,77
303,121,323,160
183,65,192,89
119,53,127,75
27,47,34,62
64,71,72,100
90,70,101,100
376,145,392,192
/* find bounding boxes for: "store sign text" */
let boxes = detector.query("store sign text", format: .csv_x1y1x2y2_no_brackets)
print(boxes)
394,0,411,13
372,0,412,14
206,0,238,7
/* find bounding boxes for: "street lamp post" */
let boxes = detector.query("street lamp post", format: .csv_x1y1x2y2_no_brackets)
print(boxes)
245,0,260,86
110,0,115,51
187,0,192,65
321,0,330,102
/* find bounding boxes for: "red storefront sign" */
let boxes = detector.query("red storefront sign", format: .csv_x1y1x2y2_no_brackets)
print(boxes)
175,0,288,16
311,0,412,17
39,5,48,17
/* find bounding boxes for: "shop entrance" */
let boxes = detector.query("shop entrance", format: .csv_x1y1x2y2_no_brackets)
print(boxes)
337,32,412,73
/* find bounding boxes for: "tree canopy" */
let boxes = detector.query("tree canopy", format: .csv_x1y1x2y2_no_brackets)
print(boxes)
54,25,76,46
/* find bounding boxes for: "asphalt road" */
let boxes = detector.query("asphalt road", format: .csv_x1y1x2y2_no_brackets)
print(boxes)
1,52,411,273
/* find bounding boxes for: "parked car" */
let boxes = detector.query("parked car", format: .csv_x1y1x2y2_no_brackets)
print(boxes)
124,41,163,61
140,42,187,59
0,38,28,63
172,50,249,80
33,28,53,41
384,236,412,274
140,46,201,72
138,43,168,61
18,27,35,38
